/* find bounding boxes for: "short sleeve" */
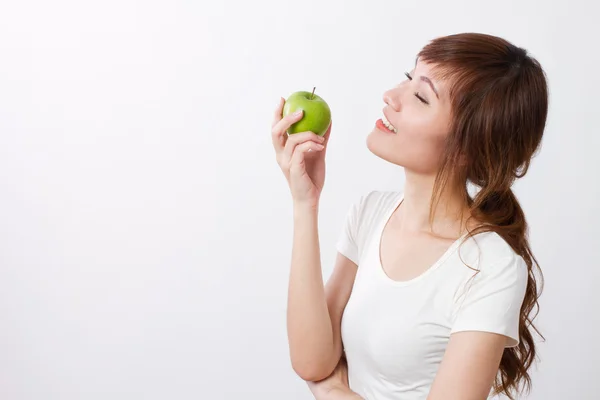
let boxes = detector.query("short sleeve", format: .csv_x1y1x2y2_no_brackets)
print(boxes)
451,253,528,347
335,194,366,265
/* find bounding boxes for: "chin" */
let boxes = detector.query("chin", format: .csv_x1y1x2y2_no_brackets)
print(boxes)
366,129,439,174
366,129,404,166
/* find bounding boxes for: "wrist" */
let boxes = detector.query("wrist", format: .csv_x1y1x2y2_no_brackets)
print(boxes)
293,201,319,216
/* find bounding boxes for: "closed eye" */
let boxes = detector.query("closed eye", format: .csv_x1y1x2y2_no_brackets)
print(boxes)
405,72,429,105
414,92,428,105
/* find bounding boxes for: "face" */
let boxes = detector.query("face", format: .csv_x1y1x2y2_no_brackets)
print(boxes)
366,59,453,176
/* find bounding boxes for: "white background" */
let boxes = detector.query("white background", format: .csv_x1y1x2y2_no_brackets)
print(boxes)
0,0,598,399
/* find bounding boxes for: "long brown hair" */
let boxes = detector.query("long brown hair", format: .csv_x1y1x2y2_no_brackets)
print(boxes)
418,33,548,399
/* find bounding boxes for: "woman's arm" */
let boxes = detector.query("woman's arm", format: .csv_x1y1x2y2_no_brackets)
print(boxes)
310,332,504,400
287,204,358,381
426,331,506,400
428,253,528,399
307,354,364,400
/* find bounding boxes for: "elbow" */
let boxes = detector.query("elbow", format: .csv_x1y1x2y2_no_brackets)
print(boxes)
291,357,335,382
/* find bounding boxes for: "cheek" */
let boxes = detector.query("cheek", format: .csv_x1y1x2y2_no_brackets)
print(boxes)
391,116,449,169
398,113,446,146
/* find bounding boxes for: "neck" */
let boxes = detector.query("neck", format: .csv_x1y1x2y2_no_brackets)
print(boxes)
398,170,470,238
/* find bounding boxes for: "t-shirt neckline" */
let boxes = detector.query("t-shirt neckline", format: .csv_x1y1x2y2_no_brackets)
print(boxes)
376,193,469,287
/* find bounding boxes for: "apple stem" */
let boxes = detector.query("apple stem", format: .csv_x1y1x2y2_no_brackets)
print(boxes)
311,87,316,100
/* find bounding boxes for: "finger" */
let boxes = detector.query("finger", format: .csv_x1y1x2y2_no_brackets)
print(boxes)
271,97,287,152
271,109,304,153
322,120,333,145
289,141,325,173
317,120,333,157
271,97,284,129
282,131,325,163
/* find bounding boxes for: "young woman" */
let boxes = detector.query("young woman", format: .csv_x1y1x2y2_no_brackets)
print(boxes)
271,32,548,400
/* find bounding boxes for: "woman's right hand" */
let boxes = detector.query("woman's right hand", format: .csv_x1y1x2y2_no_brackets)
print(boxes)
271,97,332,208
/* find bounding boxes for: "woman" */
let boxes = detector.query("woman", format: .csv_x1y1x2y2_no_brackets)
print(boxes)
271,32,547,400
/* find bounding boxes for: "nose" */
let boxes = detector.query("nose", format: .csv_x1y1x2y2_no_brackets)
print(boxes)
382,87,401,112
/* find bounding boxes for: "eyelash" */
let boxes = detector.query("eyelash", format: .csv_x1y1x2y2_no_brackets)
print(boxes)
404,72,429,105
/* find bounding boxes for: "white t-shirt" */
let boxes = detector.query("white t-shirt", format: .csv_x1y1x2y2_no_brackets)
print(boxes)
335,191,528,400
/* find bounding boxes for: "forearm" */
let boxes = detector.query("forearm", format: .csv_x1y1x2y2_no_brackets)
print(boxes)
324,387,364,400
287,203,334,380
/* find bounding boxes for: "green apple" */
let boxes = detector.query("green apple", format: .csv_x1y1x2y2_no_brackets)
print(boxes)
283,87,331,136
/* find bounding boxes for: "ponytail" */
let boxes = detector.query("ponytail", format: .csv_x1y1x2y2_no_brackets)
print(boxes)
465,186,544,399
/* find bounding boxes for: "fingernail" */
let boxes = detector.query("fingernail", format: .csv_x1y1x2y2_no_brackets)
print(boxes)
294,110,303,117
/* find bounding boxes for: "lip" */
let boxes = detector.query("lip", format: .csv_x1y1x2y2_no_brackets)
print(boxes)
375,118,396,134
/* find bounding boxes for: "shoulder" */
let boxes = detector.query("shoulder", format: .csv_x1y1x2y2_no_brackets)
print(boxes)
347,190,401,232
352,190,402,217
338,190,401,259
451,231,529,347
460,231,528,284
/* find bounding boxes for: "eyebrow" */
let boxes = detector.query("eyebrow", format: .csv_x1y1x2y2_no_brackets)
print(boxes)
413,57,440,99
420,76,439,99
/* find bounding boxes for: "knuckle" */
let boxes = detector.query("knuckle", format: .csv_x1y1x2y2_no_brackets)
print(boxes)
288,134,301,144
290,132,308,141
300,143,312,151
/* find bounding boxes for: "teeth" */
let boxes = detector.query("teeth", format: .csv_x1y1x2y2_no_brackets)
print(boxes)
382,115,398,133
